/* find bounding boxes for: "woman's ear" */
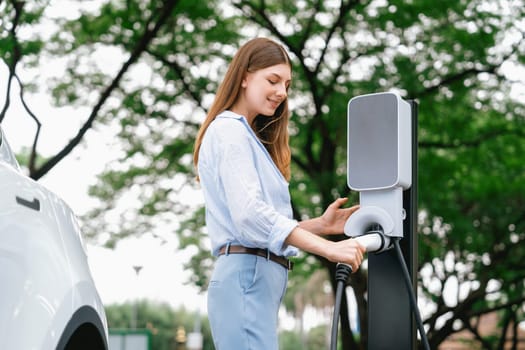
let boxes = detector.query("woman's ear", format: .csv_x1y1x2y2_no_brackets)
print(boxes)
241,73,249,88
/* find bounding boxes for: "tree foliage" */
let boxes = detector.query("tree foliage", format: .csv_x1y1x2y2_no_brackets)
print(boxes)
105,300,214,350
1,0,525,348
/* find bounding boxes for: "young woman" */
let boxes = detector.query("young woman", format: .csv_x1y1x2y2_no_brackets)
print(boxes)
193,37,365,349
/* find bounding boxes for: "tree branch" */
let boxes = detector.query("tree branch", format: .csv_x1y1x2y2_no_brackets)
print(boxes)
419,128,524,149
13,73,41,173
496,310,512,350
0,66,14,124
411,29,524,100
0,0,24,124
313,0,358,76
31,0,180,180
291,153,313,174
460,314,494,349
427,276,489,346
232,1,319,106
146,49,205,111
298,0,322,50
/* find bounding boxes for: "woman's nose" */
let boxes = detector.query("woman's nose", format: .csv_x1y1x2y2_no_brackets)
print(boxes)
276,83,287,98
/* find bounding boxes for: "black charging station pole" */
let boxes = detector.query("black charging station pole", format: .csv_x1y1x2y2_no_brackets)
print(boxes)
367,100,418,350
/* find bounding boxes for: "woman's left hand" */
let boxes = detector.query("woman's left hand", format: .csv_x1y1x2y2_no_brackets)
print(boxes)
320,197,359,235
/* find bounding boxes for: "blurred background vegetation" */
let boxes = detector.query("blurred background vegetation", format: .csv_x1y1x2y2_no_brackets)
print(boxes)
1,0,524,349
105,299,333,350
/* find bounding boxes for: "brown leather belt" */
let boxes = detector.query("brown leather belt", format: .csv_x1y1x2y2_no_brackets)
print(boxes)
218,245,293,271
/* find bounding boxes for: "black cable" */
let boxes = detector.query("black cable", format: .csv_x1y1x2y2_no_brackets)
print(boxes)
393,238,431,350
330,263,353,350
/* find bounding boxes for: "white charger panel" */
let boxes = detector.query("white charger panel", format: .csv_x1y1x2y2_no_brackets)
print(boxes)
347,92,411,191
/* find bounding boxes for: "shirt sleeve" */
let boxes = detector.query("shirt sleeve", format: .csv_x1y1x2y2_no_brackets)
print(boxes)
216,121,298,256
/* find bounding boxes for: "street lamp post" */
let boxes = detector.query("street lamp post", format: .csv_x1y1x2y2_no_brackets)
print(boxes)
131,265,143,329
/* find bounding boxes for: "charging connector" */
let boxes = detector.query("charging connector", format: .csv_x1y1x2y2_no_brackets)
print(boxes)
330,228,390,350
354,225,391,253
330,231,430,350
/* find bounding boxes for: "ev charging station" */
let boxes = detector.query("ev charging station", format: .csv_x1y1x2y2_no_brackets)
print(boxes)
331,92,426,350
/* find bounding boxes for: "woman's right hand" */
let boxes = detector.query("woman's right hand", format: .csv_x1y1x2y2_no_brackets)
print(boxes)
285,227,366,273
326,239,366,273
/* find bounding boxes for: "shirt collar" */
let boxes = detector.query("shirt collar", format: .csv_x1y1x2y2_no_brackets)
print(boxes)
216,110,246,121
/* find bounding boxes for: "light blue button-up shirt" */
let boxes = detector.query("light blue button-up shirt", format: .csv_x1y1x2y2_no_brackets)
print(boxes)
198,110,299,257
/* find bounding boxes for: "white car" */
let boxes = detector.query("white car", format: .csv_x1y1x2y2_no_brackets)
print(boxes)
0,125,108,349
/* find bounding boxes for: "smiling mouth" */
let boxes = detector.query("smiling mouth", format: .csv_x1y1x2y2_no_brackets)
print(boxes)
268,99,281,109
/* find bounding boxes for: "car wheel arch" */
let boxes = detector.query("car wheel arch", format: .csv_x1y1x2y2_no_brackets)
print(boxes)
56,305,108,350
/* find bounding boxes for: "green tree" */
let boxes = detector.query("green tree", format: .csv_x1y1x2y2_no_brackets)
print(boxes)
283,266,334,344
105,300,213,350
2,0,524,349
279,326,333,350
306,325,331,350
279,329,302,350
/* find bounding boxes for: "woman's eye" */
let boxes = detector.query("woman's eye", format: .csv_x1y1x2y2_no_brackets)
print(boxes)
268,79,277,85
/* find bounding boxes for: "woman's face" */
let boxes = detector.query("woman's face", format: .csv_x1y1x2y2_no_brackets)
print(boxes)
234,63,291,123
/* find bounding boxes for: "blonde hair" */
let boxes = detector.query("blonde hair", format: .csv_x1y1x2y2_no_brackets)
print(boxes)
193,37,292,180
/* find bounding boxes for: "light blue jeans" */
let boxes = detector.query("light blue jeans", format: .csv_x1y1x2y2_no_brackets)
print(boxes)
207,252,288,350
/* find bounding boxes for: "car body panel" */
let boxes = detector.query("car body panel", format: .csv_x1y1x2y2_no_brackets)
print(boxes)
0,126,108,349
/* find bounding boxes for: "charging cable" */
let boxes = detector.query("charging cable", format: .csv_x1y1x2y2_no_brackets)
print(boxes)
330,262,352,350
330,232,431,350
330,229,388,350
393,238,431,350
